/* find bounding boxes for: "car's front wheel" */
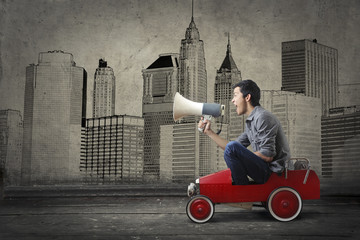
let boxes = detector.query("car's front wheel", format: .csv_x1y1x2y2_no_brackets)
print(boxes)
186,195,214,223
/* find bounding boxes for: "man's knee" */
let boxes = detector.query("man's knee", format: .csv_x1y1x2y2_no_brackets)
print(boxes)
225,141,243,154
224,141,243,161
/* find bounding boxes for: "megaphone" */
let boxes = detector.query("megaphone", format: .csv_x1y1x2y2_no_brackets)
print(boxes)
173,92,225,121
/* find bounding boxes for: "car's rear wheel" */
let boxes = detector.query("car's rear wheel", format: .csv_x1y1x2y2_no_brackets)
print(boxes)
186,195,214,223
267,187,302,222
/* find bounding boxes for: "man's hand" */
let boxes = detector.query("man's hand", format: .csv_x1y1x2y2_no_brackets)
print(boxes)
199,116,228,150
198,117,212,135
254,151,274,162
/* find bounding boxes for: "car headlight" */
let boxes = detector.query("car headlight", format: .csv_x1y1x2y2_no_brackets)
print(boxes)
187,182,197,197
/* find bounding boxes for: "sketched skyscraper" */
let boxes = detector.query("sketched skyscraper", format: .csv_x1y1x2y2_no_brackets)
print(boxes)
142,54,179,180
214,34,243,140
178,1,207,104
159,2,229,182
0,109,23,186
93,59,115,118
281,39,338,116
22,50,87,185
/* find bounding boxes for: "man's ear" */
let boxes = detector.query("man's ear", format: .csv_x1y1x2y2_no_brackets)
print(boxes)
245,94,251,102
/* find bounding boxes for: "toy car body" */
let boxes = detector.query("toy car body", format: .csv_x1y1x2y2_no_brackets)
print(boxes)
186,158,320,223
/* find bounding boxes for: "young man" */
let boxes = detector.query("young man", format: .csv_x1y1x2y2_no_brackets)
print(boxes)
198,80,290,185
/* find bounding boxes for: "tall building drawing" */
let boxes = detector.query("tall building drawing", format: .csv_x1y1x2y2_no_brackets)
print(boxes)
157,2,211,182
80,115,144,184
159,123,228,182
214,35,244,140
281,39,338,115
215,34,242,123
0,109,23,186
321,106,360,185
338,83,360,107
93,59,116,118
261,91,322,174
142,53,179,179
22,50,87,185
178,2,207,104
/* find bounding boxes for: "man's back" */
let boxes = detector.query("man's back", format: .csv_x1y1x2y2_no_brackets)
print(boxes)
236,106,290,173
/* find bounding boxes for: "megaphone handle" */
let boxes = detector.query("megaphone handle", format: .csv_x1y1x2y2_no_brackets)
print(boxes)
198,115,212,133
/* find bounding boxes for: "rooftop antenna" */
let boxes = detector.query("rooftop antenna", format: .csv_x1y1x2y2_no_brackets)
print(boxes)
191,0,194,21
227,32,232,54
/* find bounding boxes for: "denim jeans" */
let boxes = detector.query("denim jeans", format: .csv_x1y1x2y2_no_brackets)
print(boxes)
224,141,272,185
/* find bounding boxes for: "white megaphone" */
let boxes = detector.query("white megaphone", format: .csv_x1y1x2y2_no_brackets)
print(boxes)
173,92,225,121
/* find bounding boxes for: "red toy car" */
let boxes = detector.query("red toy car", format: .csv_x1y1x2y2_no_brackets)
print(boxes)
186,158,320,223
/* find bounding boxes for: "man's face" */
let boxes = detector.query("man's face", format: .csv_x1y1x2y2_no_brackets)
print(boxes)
232,87,247,115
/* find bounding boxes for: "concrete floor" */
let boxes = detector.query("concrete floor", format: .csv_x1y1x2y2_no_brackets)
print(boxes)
0,195,359,239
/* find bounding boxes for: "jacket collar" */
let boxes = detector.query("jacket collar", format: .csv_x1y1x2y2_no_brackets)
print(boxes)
246,105,261,122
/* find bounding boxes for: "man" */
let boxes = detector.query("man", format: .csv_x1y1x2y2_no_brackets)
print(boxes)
198,80,290,185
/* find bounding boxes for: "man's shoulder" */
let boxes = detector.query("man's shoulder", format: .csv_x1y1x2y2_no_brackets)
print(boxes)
254,106,275,118
254,106,278,123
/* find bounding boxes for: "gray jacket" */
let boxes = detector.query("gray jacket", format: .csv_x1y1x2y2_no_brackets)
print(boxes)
236,106,291,173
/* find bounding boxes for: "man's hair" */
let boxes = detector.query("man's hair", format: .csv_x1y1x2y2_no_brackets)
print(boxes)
232,79,261,106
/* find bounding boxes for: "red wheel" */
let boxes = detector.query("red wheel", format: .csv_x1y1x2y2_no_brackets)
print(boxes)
267,187,302,222
186,195,214,223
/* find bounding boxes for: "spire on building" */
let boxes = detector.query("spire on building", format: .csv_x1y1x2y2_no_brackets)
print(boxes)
185,0,200,41
191,0,194,22
227,32,231,54
219,33,238,71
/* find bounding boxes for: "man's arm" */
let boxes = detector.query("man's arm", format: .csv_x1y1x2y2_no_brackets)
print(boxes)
198,118,228,150
255,113,278,162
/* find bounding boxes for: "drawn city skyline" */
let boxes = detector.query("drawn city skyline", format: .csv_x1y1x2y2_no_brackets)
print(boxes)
1,0,360,118
0,0,359,193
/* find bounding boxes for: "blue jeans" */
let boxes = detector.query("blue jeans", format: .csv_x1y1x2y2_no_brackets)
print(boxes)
224,141,272,185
